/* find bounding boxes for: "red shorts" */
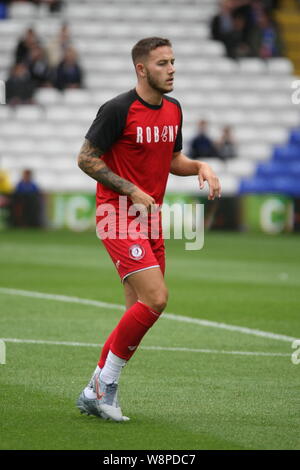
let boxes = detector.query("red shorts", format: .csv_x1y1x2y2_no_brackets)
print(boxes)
96,207,165,282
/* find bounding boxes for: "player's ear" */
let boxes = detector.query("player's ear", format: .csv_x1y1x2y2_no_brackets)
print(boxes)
135,62,146,79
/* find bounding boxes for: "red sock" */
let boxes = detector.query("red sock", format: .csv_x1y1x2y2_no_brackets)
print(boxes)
99,301,161,364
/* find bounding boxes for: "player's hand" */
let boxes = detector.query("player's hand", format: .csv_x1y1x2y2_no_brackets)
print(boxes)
198,162,221,200
130,188,156,215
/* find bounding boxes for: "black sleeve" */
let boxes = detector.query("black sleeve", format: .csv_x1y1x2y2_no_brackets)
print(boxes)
174,104,183,153
85,99,125,152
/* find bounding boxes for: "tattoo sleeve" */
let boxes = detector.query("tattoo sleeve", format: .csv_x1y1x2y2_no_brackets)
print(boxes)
77,139,137,196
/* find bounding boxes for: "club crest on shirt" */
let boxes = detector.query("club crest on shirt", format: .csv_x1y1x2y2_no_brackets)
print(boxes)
129,244,145,260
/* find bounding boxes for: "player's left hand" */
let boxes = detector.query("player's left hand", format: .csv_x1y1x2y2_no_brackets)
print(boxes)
198,162,221,200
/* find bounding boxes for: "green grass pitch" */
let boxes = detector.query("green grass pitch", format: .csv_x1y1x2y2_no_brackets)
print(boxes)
0,229,299,450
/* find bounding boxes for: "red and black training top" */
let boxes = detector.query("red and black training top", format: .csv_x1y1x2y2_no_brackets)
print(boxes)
85,88,183,207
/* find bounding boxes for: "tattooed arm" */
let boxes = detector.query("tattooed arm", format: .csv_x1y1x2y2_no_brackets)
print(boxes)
77,139,155,208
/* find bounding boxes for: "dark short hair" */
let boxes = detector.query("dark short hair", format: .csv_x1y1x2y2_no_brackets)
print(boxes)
131,37,172,65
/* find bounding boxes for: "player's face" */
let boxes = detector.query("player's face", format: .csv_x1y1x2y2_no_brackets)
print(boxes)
144,46,175,94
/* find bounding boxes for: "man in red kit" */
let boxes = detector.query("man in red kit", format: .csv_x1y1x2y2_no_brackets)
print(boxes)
76,37,221,422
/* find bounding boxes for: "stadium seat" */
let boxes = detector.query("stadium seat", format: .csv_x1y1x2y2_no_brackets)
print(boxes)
212,58,238,74
256,161,300,177
289,129,300,146
239,176,269,194
35,88,62,106
237,143,271,161
45,106,75,122
226,160,255,178
47,156,76,171
37,140,69,155
63,89,93,106
263,92,291,108
238,58,267,74
270,176,300,195
260,126,289,144
4,139,37,154
0,19,26,37
91,90,121,105
54,123,87,139
9,2,37,19
65,4,94,20
234,93,264,108
245,110,275,126
213,109,244,126
14,106,44,121
267,58,294,75
276,110,299,127
209,92,235,107
272,144,300,161
0,122,29,137
234,127,263,142
0,37,16,53
0,54,12,69
0,106,12,120
29,123,57,138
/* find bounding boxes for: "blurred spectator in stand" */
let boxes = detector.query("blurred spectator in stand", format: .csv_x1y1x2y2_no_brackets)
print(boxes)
224,12,252,58
6,62,36,105
15,27,40,64
54,46,83,90
12,169,43,227
14,0,64,13
216,126,236,161
250,0,266,24
210,0,235,44
232,0,254,33
44,0,64,14
248,9,284,57
46,23,72,67
0,166,13,228
189,120,219,160
27,45,53,87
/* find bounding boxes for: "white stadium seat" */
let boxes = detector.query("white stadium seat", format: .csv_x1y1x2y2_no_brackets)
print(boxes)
45,106,75,122
0,106,12,120
0,122,29,137
237,143,272,161
63,89,92,106
14,106,44,121
225,160,255,178
238,58,268,74
9,2,37,19
267,58,294,75
35,89,62,106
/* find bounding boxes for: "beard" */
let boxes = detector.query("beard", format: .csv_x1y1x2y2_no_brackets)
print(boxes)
145,69,173,94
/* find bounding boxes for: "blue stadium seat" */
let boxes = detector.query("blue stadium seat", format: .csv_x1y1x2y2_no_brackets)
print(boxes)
289,129,300,146
240,175,300,196
272,145,300,161
239,177,270,194
269,177,295,195
256,161,300,177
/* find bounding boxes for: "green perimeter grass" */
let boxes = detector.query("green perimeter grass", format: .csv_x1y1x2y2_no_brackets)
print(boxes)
0,229,299,450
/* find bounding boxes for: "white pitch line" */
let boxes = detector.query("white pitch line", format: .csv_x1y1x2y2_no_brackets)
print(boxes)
0,287,297,343
1,338,290,358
